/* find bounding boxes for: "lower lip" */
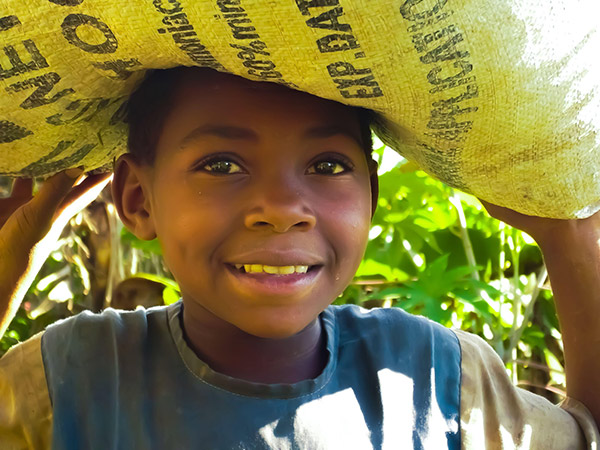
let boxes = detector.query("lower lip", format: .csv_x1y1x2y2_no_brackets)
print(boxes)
225,265,322,297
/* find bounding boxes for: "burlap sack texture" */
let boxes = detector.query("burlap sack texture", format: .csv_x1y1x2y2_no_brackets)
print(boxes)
0,0,598,218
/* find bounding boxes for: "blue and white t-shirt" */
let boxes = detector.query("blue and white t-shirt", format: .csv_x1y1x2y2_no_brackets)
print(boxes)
0,301,596,449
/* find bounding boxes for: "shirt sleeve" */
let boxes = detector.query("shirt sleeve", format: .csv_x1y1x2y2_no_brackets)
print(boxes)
455,329,600,450
0,332,53,450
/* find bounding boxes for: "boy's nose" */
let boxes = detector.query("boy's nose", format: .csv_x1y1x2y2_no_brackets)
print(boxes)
243,181,317,233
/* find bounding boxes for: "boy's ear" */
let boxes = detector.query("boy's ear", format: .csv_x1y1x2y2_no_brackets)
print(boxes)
369,158,379,218
112,154,157,240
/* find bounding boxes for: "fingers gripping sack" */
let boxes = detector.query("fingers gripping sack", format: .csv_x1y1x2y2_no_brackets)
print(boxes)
0,0,598,218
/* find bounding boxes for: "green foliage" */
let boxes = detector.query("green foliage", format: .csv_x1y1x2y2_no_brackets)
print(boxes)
121,228,163,255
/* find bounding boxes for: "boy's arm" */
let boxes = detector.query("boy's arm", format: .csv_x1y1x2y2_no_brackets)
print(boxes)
0,171,111,339
482,201,600,427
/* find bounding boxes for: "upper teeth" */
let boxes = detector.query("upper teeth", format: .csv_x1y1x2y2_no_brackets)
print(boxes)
235,264,309,274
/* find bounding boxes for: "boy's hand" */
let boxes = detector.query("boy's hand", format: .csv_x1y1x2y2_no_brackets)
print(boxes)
0,169,111,338
0,169,111,258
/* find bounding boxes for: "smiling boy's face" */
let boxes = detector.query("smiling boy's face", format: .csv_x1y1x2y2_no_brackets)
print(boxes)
116,69,377,339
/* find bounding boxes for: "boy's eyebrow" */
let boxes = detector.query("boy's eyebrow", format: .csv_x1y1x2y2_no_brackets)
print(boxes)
304,125,363,147
178,124,363,148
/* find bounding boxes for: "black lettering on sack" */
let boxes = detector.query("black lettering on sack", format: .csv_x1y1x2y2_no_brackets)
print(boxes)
333,74,378,90
297,3,360,54
108,98,128,125
61,14,118,54
216,1,296,88
427,106,476,132
0,15,21,31
406,11,452,34
399,0,448,22
295,0,339,16
248,68,282,79
7,72,74,109
153,2,224,71
417,142,465,189
243,59,275,71
427,84,478,131
419,30,468,64
230,41,287,82
0,120,33,143
46,97,120,125
231,41,269,56
400,0,478,153
161,12,189,27
327,61,370,77
306,6,351,32
431,83,478,108
25,139,72,167
424,128,469,141
216,0,259,39
428,106,474,130
48,0,84,5
158,25,193,34
316,33,359,53
228,17,259,40
216,0,243,13
0,40,49,80
153,0,183,15
427,60,472,85
429,74,475,94
17,140,96,176
327,62,383,98
172,31,199,44
92,58,141,80
295,3,383,98
411,24,456,53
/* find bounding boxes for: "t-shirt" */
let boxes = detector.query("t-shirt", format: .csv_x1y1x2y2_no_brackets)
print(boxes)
0,301,598,449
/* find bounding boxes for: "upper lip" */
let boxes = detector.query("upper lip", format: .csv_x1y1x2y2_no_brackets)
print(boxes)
226,249,324,266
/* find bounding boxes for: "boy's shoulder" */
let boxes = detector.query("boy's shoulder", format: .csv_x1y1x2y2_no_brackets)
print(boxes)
0,302,173,367
326,303,459,345
43,302,174,340
325,304,461,377
40,301,176,355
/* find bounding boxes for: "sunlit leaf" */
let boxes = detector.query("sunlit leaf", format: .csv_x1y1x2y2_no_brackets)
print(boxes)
163,286,181,305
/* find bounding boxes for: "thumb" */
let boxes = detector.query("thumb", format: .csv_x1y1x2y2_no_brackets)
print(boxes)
17,168,84,240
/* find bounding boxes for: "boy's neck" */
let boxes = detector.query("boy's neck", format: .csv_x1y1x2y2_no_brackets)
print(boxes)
180,301,329,384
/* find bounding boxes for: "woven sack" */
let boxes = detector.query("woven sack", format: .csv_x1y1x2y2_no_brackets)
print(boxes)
0,0,598,218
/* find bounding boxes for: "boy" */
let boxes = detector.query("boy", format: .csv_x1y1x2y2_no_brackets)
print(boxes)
0,66,598,448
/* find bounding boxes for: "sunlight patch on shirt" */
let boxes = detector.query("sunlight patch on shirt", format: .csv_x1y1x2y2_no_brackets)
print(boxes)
293,388,372,449
378,367,415,447
417,367,459,448
499,422,532,449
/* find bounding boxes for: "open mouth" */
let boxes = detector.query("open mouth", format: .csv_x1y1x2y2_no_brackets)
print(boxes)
224,262,323,295
228,264,320,275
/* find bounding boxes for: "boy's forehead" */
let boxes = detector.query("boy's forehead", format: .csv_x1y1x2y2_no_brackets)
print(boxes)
161,68,364,142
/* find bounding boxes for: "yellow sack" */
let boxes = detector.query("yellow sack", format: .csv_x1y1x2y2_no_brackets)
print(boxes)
0,0,598,218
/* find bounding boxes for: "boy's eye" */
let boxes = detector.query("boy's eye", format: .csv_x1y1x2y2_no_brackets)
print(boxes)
307,159,351,175
201,159,243,174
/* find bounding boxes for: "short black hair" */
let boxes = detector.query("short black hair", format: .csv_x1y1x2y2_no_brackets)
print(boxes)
125,67,375,165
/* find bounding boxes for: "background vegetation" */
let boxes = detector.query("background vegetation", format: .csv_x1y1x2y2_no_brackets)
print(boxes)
0,139,566,402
